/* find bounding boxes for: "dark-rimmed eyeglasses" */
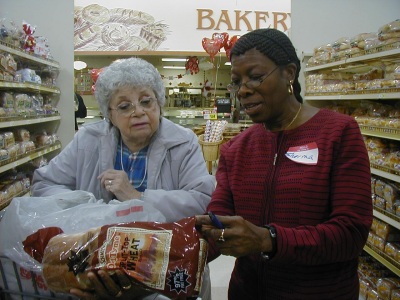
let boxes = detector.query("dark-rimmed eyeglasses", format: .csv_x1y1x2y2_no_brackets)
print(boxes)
227,66,279,93
109,97,157,116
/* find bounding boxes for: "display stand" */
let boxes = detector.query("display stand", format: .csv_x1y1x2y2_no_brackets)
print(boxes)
198,134,223,174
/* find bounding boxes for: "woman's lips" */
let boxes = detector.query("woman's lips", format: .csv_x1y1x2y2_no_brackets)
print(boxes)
131,122,148,128
243,102,262,114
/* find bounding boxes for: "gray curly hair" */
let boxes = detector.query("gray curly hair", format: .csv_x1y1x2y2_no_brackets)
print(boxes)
94,57,166,119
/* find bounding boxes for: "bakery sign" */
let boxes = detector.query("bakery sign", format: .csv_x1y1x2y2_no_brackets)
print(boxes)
74,0,291,53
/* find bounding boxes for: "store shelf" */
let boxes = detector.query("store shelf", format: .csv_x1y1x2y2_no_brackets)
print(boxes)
304,91,400,101
306,37,400,279
305,47,400,72
360,126,400,141
0,142,61,174
0,81,60,94
373,206,400,230
370,166,400,182
0,42,60,69
364,244,400,277
0,188,30,211
0,115,61,129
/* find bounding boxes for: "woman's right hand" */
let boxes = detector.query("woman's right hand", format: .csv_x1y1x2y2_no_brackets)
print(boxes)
98,169,142,201
195,215,273,258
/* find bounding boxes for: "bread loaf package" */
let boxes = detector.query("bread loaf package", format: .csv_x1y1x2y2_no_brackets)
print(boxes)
24,217,208,299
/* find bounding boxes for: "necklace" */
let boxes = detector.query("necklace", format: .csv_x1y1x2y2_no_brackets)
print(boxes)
120,138,147,189
263,103,302,132
284,103,302,130
262,103,302,166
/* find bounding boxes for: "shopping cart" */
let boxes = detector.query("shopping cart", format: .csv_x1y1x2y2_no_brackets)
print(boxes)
0,256,76,300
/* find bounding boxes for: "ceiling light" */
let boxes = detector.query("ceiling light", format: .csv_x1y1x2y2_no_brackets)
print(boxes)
74,60,87,70
163,66,186,69
224,62,231,66
162,58,187,62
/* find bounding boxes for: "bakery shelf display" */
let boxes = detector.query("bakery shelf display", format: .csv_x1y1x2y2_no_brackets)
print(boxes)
0,42,62,210
0,142,61,210
304,20,400,295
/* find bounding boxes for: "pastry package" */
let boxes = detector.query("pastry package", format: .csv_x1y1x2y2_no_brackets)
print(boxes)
377,277,400,300
23,216,208,299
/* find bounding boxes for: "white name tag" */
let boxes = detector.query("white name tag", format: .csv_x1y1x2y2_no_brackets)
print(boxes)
285,142,318,165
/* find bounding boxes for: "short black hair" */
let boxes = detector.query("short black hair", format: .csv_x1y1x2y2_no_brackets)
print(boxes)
230,28,303,103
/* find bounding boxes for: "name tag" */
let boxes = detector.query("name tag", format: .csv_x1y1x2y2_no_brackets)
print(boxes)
285,142,318,165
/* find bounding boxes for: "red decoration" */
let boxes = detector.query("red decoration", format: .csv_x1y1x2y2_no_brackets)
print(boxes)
185,56,199,75
212,32,229,49
202,38,222,62
22,21,36,53
224,35,239,60
202,79,212,97
90,68,104,94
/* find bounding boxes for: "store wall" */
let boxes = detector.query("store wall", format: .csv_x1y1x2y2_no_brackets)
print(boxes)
291,0,400,97
2,0,75,149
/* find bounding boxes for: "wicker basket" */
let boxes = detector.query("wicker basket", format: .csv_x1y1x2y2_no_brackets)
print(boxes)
198,134,223,161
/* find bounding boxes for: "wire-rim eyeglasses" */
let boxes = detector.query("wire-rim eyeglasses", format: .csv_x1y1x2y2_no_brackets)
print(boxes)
227,66,279,93
109,97,157,116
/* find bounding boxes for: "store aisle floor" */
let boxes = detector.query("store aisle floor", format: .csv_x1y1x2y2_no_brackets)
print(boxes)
209,254,235,300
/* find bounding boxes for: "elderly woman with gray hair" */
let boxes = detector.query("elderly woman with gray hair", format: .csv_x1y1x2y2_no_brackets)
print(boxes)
31,57,215,300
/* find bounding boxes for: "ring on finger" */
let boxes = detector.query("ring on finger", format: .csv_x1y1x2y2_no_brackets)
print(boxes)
218,228,225,242
122,283,132,290
107,180,112,186
114,290,123,298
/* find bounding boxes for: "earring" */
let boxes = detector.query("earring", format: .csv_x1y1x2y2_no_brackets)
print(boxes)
288,80,293,95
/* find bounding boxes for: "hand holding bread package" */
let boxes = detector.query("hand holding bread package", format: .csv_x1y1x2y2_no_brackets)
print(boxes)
0,191,208,299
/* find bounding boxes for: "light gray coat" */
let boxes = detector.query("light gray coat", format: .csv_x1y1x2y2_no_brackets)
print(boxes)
31,117,215,222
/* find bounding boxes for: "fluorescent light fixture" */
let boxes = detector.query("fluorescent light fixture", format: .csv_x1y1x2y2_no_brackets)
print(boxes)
224,62,231,66
74,60,87,70
162,58,187,62
163,66,186,69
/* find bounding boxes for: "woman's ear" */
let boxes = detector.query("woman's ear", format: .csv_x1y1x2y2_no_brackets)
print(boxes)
285,63,297,81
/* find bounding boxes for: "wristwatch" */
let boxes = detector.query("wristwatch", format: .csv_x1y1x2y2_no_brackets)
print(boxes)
261,225,277,260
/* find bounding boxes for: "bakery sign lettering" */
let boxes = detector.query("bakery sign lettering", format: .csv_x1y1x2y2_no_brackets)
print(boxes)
197,9,290,32
74,3,290,52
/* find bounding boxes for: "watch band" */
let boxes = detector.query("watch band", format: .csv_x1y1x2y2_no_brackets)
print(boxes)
261,225,277,260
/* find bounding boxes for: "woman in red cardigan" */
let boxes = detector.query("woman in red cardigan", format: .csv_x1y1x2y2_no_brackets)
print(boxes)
196,28,373,300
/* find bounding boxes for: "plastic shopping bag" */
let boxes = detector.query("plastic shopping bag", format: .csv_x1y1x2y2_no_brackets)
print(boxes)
0,190,166,272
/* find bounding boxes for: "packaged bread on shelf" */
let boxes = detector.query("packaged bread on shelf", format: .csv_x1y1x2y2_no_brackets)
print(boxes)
377,277,400,300
384,242,400,261
367,287,380,300
392,289,400,300
376,221,400,242
378,19,400,34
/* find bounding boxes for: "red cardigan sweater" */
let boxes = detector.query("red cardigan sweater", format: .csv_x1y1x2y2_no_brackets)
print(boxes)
208,109,372,300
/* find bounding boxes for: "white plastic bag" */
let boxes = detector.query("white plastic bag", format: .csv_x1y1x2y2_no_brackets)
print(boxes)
0,190,166,272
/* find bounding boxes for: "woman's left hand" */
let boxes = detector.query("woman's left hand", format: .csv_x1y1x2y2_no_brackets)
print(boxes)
70,269,152,300
98,169,142,201
195,215,271,258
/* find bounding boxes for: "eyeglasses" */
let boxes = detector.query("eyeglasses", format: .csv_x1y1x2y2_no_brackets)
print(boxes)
227,66,279,92
109,97,157,116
